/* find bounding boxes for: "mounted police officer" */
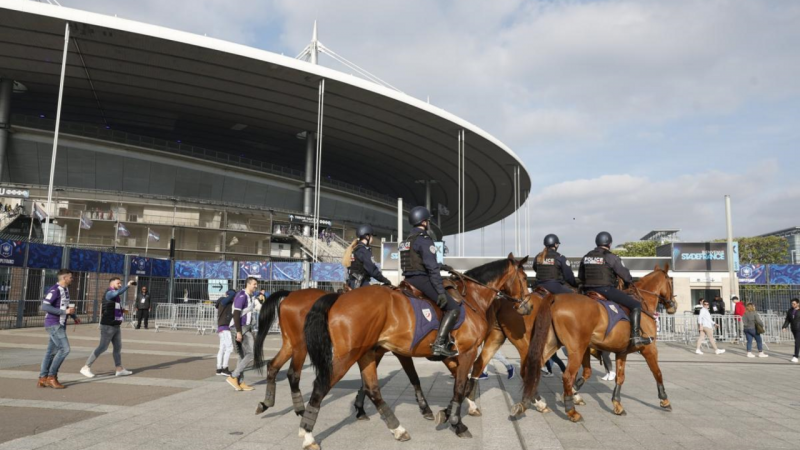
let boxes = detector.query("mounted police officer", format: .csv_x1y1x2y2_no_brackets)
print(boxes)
578,231,651,347
400,206,460,358
533,234,577,294
347,225,392,289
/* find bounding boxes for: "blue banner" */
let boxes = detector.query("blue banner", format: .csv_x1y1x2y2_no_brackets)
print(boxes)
175,260,204,279
69,248,100,272
100,253,124,274
27,243,63,269
736,264,767,284
311,263,346,282
239,261,270,279
769,265,800,285
272,262,303,281
130,256,152,276
205,261,234,279
0,239,27,267
151,259,171,278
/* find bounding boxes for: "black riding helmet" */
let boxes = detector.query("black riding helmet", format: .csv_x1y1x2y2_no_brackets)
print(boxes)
357,224,373,239
595,231,613,247
409,206,431,226
543,234,560,247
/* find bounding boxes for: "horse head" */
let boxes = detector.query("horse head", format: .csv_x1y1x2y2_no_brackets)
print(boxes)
635,263,677,315
464,253,531,312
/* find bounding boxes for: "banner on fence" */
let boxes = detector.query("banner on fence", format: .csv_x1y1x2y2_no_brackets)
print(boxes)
0,239,26,267
100,252,124,274
130,256,152,276
205,261,234,279
175,260,204,279
769,265,800,285
69,248,100,272
737,264,767,284
272,262,303,281
311,263,346,282
239,261,270,279
27,243,63,269
151,259,171,277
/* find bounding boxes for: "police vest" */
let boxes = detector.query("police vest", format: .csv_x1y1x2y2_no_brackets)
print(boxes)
400,232,426,274
582,248,617,287
348,243,368,277
535,249,563,282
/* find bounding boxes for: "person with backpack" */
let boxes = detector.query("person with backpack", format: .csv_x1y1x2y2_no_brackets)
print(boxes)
215,289,237,376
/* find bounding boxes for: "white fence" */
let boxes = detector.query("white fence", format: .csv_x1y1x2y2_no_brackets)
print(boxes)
152,303,276,335
656,312,791,345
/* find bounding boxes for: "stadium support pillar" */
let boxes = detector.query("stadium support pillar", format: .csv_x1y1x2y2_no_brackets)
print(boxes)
725,195,739,305
44,23,70,244
0,78,12,180
397,198,403,246
303,131,314,223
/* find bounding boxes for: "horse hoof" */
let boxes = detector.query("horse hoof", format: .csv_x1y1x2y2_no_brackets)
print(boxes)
422,411,434,421
356,413,370,421
394,429,411,441
295,409,305,417
567,411,583,423
574,395,586,406
468,407,482,417
456,429,473,439
661,402,672,412
255,402,268,415
434,410,448,426
511,403,526,417
303,444,320,450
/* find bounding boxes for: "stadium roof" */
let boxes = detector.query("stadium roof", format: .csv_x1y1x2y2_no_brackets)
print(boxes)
640,229,681,242
0,1,531,234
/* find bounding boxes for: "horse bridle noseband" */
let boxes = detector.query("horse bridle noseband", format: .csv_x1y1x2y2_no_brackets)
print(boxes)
632,276,677,313
447,265,527,306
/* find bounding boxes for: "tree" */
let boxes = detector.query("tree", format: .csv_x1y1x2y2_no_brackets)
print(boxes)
714,236,790,264
614,240,658,257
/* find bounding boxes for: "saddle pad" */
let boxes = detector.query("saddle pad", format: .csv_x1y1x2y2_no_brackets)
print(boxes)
596,298,629,337
409,295,466,351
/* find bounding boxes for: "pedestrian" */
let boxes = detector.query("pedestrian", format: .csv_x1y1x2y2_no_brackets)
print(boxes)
782,298,800,363
732,296,745,343
226,277,258,391
710,296,726,315
135,286,151,329
215,289,236,376
693,298,704,315
742,302,768,358
477,350,515,380
541,349,568,379
80,278,136,378
696,299,725,355
38,269,79,389
599,351,616,381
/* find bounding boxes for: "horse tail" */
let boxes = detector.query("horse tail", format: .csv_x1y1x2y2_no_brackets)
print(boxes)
523,293,552,401
254,290,292,373
304,292,341,393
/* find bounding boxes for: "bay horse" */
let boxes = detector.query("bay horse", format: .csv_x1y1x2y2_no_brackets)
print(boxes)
514,264,676,422
298,255,535,450
253,289,435,420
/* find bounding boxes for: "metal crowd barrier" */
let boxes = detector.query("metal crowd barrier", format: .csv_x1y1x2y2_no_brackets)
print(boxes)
672,312,789,346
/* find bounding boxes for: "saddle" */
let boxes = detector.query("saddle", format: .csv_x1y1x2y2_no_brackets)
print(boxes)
585,291,631,317
397,279,462,311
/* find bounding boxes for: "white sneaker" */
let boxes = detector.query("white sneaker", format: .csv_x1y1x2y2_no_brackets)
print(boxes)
695,349,703,355
746,352,755,358
607,372,616,381
601,373,609,381
758,352,768,358
792,357,798,363
543,371,554,378
115,369,133,377
80,366,95,378
715,349,726,355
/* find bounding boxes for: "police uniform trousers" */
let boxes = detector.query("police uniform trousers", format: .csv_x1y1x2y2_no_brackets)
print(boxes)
404,275,459,311
536,281,574,295
588,286,641,311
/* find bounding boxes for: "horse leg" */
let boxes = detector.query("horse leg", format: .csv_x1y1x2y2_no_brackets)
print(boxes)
441,348,477,438
562,344,585,423
641,344,671,411
573,349,592,407
466,328,506,417
288,348,306,416
611,354,629,416
353,348,387,421
359,350,410,442
299,356,356,450
256,342,292,414
396,353,434,420
512,333,556,417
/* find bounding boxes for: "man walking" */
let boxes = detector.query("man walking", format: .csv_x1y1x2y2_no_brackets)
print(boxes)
135,286,151,329
81,277,136,378
226,277,258,391
39,269,79,389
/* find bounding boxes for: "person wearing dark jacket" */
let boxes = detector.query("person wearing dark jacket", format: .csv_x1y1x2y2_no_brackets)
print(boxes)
710,296,726,315
783,298,800,363
348,225,392,289
81,278,135,378
135,286,151,329
533,234,577,294
215,289,236,376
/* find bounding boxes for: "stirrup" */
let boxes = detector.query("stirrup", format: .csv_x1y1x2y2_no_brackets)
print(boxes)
631,336,652,346
431,338,458,357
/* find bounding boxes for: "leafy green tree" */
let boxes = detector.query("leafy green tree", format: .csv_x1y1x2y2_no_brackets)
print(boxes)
717,236,790,264
614,240,658,257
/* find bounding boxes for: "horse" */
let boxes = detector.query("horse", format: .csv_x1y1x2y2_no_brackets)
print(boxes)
514,263,676,422
253,289,436,420
298,255,534,450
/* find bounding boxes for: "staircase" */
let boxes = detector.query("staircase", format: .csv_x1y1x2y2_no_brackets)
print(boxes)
0,212,23,233
292,234,349,262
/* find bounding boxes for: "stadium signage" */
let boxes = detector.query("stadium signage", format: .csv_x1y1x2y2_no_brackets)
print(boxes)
0,187,29,198
287,214,332,227
657,243,733,272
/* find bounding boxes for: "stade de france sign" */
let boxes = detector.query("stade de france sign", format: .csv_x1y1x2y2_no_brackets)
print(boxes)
0,187,30,198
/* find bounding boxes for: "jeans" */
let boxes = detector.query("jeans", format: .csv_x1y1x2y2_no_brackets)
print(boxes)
231,329,254,381
545,353,566,374
743,328,763,352
86,324,122,367
793,329,800,358
40,325,70,377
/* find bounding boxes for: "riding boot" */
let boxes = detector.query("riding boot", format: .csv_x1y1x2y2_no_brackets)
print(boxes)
629,308,652,347
432,309,460,357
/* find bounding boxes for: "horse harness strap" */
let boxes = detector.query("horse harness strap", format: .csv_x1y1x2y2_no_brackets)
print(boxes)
446,269,526,306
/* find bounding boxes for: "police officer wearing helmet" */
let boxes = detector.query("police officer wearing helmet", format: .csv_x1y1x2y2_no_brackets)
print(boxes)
400,206,460,357
579,231,651,347
533,234,577,294
348,225,392,289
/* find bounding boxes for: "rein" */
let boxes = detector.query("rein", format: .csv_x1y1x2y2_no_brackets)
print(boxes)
446,266,526,307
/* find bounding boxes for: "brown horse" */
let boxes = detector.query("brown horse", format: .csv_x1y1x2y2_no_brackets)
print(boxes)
514,264,676,422
298,255,534,450
253,289,435,420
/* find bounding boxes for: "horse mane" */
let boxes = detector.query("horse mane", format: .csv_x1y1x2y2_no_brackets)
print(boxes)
464,259,512,284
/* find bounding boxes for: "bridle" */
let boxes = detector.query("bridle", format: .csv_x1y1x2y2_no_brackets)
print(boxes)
631,273,676,313
448,263,528,306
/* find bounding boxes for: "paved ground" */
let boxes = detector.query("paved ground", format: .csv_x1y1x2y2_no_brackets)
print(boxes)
1,324,798,450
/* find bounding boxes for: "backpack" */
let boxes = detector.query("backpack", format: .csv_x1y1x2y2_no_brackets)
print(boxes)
342,239,358,268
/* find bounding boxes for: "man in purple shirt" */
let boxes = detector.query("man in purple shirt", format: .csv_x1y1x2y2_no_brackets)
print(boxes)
81,277,136,378
226,277,258,392
39,269,78,389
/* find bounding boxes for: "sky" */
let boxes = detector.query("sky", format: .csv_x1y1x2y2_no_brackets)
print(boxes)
45,0,800,256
